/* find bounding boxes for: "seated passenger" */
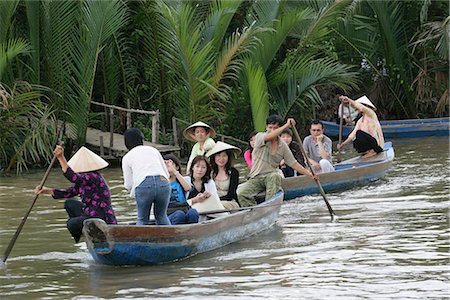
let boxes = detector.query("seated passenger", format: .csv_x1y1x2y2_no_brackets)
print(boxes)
185,155,224,212
206,142,241,210
163,154,199,225
279,128,306,177
183,121,216,173
303,120,335,174
243,131,257,169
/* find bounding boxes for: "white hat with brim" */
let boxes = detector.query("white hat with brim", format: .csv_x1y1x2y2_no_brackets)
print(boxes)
206,141,241,158
356,95,376,110
68,146,109,173
183,121,216,142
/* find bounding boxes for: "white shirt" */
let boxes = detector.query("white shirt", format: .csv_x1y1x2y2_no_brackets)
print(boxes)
183,176,218,206
122,145,169,197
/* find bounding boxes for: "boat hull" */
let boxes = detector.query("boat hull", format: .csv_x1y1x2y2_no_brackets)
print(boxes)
83,192,284,266
282,143,394,200
322,118,449,139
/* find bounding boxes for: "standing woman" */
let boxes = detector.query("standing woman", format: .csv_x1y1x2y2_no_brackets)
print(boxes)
35,146,117,243
337,95,384,158
122,128,171,225
206,142,241,209
184,121,216,173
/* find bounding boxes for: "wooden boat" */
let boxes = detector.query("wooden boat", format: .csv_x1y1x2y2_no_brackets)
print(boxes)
282,142,395,200
321,117,449,139
82,191,284,266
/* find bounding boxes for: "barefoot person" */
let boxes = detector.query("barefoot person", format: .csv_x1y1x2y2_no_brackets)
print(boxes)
35,146,117,242
337,95,384,158
237,115,315,207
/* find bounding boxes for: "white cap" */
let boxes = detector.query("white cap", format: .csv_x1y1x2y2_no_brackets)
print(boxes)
68,146,109,173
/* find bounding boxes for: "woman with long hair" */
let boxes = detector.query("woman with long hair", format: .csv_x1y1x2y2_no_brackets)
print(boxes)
207,142,241,209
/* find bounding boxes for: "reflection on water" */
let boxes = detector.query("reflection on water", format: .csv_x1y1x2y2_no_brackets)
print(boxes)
0,137,449,299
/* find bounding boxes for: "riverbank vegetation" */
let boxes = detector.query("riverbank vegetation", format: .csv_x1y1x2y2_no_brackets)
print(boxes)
0,0,448,173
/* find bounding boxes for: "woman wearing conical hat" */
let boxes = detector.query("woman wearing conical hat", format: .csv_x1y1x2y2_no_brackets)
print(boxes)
337,95,384,158
183,121,216,173
35,146,117,243
206,142,242,209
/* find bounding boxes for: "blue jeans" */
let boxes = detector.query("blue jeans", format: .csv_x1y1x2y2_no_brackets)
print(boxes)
135,176,171,225
168,208,199,225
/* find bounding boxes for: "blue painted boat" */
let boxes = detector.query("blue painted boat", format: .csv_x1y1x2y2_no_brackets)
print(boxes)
321,117,449,139
282,142,395,200
83,191,284,266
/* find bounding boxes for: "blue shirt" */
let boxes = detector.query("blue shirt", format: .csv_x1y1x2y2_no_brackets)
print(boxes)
170,181,187,203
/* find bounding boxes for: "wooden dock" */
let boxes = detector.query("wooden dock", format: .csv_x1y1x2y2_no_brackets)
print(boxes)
85,127,180,159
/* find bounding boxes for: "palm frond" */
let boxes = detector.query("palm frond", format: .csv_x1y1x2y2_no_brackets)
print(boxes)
161,2,220,123
203,0,243,50
243,59,269,131
255,8,313,71
69,0,127,144
41,0,78,115
0,0,19,42
0,39,30,82
244,0,281,27
0,82,56,173
25,0,41,83
268,55,359,117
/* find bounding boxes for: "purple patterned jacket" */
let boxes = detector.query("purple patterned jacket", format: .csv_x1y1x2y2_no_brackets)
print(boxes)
52,167,117,224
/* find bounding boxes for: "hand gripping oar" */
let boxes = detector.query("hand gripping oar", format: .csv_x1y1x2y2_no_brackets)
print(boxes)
291,125,336,221
2,126,64,264
337,103,344,163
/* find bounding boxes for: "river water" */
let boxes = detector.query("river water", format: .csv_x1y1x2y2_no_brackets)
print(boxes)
0,137,448,299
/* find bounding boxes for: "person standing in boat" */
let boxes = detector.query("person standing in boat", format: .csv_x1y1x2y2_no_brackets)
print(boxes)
122,128,171,225
337,95,384,158
163,154,199,225
35,145,117,243
279,128,306,177
237,115,315,207
303,120,335,174
184,121,216,174
206,141,241,209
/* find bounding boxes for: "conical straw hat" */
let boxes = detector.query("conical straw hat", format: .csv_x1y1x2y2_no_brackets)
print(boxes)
356,95,376,110
183,121,216,142
68,146,109,173
206,141,241,157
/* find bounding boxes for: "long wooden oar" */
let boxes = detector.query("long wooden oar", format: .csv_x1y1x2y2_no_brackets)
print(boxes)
337,103,344,163
2,126,64,263
291,126,336,220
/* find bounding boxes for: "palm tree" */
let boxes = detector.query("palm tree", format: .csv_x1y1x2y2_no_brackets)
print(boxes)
242,0,359,130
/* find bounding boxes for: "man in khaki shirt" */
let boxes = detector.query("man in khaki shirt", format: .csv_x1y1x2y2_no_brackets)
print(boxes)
237,115,315,207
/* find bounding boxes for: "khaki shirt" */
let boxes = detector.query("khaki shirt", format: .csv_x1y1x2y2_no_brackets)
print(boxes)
248,132,296,178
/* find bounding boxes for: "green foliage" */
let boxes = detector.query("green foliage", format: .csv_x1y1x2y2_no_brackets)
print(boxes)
0,82,56,174
1,0,448,172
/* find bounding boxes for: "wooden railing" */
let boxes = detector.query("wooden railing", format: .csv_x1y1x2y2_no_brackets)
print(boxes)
91,101,160,145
